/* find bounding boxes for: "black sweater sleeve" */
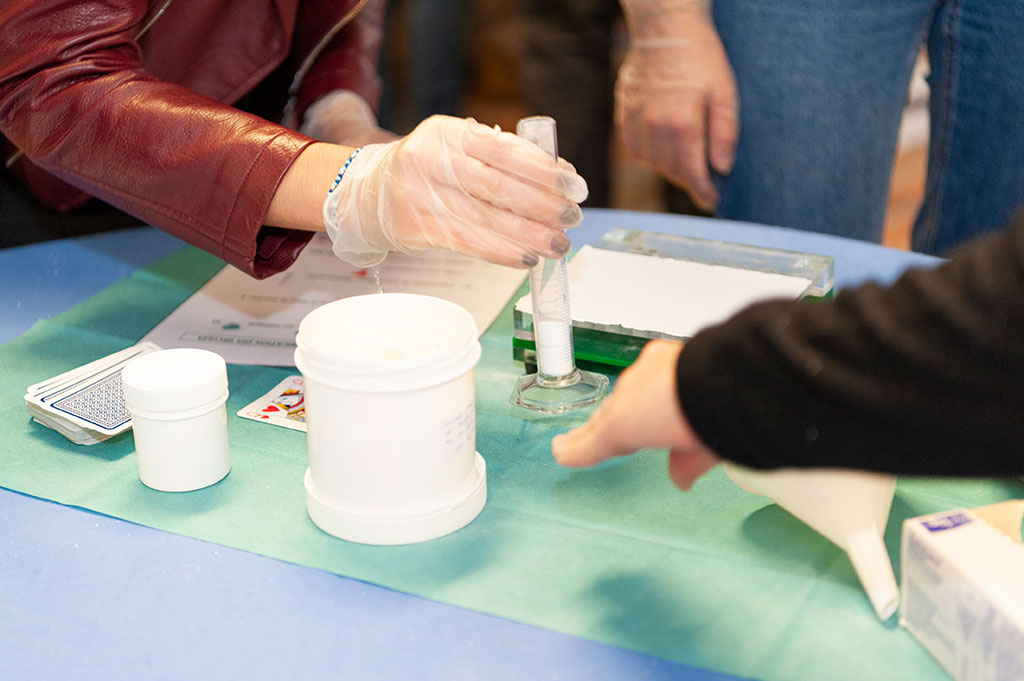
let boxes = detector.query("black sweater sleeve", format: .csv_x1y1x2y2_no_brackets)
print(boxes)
676,212,1024,477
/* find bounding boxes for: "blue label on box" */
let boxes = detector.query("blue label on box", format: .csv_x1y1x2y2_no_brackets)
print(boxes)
921,512,973,532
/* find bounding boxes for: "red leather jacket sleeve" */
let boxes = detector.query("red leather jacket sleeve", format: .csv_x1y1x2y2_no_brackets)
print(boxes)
0,1,317,278
293,0,387,122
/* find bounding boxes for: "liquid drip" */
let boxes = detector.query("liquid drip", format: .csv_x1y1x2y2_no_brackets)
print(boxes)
372,266,384,294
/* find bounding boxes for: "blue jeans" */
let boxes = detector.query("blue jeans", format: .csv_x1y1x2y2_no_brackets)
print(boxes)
713,0,1024,255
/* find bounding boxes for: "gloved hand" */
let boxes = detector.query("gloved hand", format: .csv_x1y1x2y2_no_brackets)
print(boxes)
615,0,738,212
323,115,589,268
300,90,400,146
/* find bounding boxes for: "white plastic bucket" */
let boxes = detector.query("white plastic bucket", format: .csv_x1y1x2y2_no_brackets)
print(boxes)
121,348,231,492
294,293,486,545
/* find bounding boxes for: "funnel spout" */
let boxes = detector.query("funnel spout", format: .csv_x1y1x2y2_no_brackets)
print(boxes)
844,527,900,621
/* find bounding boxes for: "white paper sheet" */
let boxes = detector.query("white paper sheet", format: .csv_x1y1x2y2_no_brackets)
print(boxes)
143,235,527,366
515,245,812,339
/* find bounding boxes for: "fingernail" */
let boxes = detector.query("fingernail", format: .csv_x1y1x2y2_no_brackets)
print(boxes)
561,173,589,204
560,203,583,227
695,184,719,212
522,253,540,267
550,232,571,255
712,150,734,175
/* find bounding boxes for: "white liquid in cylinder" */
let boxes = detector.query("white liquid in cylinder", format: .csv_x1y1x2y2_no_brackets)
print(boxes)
535,320,573,377
529,256,575,378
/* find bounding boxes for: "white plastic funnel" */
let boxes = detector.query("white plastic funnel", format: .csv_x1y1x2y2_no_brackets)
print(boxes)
724,462,899,621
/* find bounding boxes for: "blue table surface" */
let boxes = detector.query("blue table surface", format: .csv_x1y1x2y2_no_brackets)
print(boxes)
1,210,940,681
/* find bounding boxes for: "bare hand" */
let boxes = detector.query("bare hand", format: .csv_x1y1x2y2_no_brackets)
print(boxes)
551,340,722,490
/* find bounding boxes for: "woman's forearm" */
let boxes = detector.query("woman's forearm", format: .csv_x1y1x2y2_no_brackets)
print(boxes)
264,141,357,232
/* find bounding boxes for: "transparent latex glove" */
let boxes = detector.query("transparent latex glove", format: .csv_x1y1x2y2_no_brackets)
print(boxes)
552,340,722,491
300,90,400,146
615,1,738,211
324,114,588,268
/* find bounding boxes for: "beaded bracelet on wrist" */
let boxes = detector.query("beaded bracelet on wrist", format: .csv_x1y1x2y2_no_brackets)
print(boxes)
327,146,364,195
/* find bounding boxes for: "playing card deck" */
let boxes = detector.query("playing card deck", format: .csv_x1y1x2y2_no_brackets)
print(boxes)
24,342,161,445
27,345,309,443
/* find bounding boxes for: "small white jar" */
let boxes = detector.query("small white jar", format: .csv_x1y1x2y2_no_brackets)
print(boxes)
121,348,230,492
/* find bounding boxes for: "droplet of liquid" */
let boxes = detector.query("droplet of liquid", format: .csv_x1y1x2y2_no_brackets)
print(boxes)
372,266,384,294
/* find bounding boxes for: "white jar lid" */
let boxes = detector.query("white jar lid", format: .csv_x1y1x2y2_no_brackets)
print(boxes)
295,294,479,391
121,348,228,413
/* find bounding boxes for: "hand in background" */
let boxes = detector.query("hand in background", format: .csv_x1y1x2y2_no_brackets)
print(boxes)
301,90,401,146
552,340,722,490
615,1,738,212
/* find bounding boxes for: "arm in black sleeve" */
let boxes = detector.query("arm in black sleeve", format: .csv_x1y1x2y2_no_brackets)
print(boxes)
676,211,1024,477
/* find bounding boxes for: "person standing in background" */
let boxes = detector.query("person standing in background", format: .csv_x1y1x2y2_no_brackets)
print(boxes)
378,0,468,134
614,0,1024,254
521,0,707,215
521,0,621,209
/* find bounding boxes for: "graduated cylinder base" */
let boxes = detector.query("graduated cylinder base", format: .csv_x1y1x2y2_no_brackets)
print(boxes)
511,368,608,415
304,454,487,546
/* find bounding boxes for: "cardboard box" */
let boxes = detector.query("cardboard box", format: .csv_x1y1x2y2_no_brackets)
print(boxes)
901,501,1024,681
